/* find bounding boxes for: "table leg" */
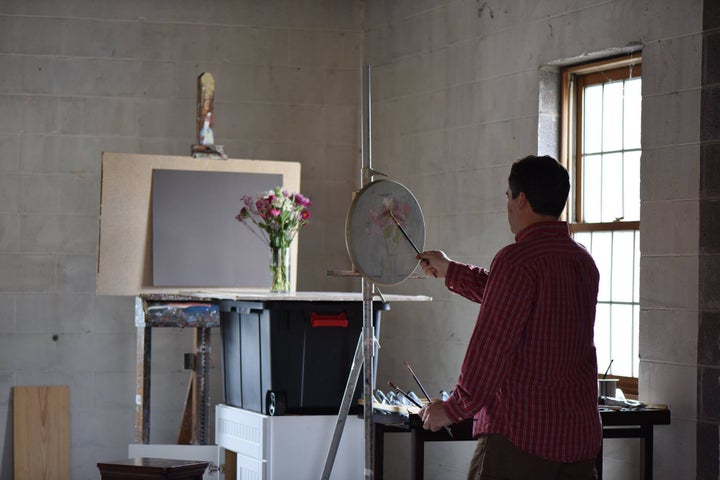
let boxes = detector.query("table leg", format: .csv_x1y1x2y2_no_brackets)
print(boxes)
410,428,424,480
193,326,211,444
641,425,653,480
374,423,385,479
135,325,151,444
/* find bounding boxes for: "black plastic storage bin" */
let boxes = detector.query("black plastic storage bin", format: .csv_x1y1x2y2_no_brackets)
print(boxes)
219,299,388,415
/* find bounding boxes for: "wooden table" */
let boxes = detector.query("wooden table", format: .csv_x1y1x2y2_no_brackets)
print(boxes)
97,458,209,480
373,406,670,480
598,407,671,479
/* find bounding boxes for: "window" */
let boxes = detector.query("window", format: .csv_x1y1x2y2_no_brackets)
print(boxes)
561,55,642,394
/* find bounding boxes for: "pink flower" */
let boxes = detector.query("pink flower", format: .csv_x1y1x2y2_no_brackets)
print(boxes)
235,187,311,246
235,207,249,221
294,193,311,207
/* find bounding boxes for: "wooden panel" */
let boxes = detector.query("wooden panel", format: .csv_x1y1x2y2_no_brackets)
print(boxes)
96,152,301,296
224,450,237,480
13,386,70,480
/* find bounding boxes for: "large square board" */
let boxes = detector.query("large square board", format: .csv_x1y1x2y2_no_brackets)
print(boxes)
97,152,301,295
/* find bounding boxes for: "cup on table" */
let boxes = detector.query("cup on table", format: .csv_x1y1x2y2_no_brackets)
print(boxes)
598,378,618,402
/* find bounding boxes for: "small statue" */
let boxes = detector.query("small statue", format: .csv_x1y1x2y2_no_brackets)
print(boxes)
199,112,214,146
192,72,227,159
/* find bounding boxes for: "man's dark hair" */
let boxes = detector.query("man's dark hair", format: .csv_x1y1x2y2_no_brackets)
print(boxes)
508,155,570,217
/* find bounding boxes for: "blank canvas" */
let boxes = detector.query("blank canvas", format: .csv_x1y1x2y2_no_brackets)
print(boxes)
151,169,282,287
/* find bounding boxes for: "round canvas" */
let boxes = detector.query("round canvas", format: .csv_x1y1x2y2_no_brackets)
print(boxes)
345,179,425,286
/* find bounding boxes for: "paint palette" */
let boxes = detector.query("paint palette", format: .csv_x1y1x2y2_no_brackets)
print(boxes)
345,179,425,285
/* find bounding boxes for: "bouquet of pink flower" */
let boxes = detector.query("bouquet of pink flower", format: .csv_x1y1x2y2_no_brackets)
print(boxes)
235,187,311,249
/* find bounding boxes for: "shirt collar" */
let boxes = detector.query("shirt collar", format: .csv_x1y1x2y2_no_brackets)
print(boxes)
514,220,569,243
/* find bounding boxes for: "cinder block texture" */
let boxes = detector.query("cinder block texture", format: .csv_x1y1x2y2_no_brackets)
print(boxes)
698,5,720,476
641,145,700,201
641,200,699,255
640,255,699,310
702,143,720,197
0,0,365,473
0,0,710,478
700,365,720,422
643,89,701,148
640,308,698,365
643,33,702,96
365,0,704,478
701,85,720,141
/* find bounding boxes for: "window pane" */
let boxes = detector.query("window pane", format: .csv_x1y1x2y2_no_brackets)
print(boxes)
610,304,634,377
611,231,635,302
595,303,611,375
602,81,624,152
624,78,642,150
574,232,591,252
583,85,603,154
601,153,623,222
623,151,640,221
591,232,612,302
582,154,602,222
569,58,642,379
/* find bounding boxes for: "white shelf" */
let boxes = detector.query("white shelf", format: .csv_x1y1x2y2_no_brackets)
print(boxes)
177,290,431,302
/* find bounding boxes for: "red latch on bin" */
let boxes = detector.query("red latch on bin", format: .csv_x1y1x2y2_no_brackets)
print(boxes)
310,312,348,328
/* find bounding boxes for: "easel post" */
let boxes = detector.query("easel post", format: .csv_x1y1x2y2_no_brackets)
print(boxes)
322,64,376,479
360,63,375,479
362,279,375,479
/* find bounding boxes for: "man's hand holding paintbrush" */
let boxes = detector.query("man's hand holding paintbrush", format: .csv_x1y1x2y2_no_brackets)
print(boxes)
383,207,445,279
419,398,454,433
416,250,451,279
405,361,454,438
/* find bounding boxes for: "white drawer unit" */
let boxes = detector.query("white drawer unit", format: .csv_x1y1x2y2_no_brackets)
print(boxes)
216,404,364,480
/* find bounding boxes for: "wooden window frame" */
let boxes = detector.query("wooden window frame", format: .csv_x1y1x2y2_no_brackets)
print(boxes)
561,55,642,397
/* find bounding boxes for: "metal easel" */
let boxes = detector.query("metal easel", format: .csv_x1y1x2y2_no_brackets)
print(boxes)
322,64,377,480
322,63,427,479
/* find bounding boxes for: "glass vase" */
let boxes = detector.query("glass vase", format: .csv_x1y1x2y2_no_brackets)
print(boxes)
269,244,291,293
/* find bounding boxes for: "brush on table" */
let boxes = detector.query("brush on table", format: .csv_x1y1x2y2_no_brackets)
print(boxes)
404,361,453,438
387,381,423,408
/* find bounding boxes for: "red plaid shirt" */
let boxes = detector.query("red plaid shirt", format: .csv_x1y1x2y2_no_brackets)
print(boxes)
442,221,602,462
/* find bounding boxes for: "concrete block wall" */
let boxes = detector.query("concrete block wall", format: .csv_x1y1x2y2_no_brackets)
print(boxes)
0,0,713,478
698,2,720,479
638,3,704,478
0,1,363,479
365,0,704,479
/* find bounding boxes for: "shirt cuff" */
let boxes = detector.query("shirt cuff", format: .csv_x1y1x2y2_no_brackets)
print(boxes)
445,261,462,292
442,395,466,423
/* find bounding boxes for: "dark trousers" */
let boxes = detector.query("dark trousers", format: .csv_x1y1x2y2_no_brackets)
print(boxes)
467,434,598,480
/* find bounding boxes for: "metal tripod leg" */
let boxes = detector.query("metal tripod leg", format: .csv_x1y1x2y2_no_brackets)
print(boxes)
321,330,365,480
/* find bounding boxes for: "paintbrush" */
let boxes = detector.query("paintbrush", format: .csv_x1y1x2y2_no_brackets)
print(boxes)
404,361,453,438
387,209,437,277
387,381,423,408
405,361,433,403
388,210,421,254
